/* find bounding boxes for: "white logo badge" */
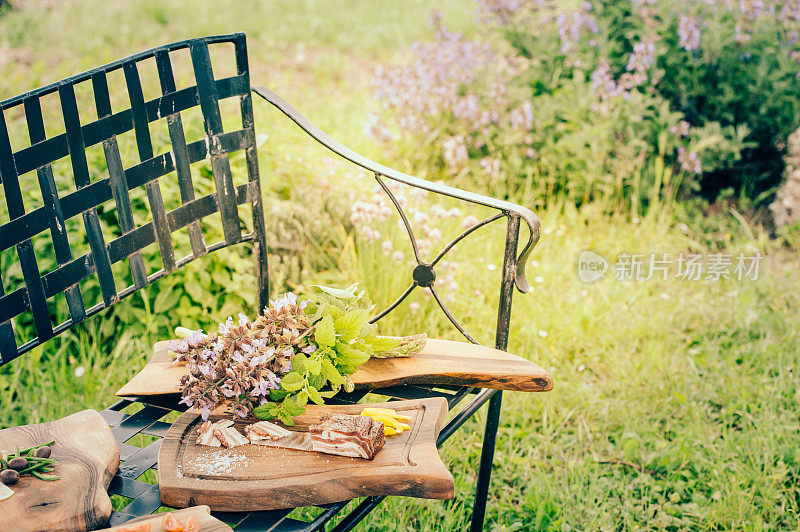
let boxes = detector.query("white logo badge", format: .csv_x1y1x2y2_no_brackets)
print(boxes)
578,251,608,283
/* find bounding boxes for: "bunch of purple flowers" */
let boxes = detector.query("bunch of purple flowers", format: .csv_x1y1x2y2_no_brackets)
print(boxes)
170,293,315,420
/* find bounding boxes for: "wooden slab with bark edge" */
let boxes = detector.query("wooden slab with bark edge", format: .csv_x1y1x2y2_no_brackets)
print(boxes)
95,505,232,531
158,398,454,511
117,338,553,398
0,409,120,532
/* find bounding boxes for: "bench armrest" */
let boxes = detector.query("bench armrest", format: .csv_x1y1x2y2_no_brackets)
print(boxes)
252,85,541,293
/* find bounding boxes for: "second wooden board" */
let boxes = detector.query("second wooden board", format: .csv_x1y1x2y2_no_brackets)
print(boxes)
158,398,454,511
95,506,232,531
0,410,119,532
117,338,553,398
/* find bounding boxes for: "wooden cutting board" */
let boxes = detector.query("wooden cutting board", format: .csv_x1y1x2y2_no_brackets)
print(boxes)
117,338,553,398
0,409,120,532
158,398,454,511
95,505,232,531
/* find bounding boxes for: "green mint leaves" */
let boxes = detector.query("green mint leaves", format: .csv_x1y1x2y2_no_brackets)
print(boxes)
253,284,426,425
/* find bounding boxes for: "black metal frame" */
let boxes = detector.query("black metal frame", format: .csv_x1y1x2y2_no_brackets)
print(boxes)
0,34,268,363
0,34,542,531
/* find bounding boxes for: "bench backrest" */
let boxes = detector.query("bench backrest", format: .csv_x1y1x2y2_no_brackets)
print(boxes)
0,33,268,365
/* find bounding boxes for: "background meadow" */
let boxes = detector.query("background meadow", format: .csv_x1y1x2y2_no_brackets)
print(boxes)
1,0,800,529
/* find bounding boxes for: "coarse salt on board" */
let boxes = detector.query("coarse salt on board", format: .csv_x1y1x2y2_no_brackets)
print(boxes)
183,449,252,476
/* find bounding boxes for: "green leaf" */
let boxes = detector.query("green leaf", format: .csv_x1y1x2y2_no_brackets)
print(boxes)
359,323,377,338
154,285,181,313
278,411,295,426
305,355,322,375
336,341,353,357
284,398,306,416
295,389,309,407
334,308,368,342
306,386,325,405
269,388,289,401
252,403,274,416
308,372,326,389
357,341,375,357
253,403,280,420
292,353,309,374
311,285,357,299
344,282,359,293
336,362,358,375
185,281,205,303
280,372,305,392
315,315,336,347
321,358,345,385
340,347,370,366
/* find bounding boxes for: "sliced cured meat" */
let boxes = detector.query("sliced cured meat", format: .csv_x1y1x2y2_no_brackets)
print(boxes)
244,420,292,442
196,419,235,447
213,425,250,448
309,414,385,460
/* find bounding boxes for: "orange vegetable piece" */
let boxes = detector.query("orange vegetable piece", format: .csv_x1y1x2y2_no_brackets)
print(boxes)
183,516,201,532
162,513,184,532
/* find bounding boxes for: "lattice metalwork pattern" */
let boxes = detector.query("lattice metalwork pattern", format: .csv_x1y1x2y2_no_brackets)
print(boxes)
0,34,268,364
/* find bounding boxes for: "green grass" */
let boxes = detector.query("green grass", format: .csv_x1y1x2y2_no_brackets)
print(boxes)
2,1,800,530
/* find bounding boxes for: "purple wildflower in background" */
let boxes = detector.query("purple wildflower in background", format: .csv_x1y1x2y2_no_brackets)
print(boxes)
480,156,501,177
372,12,495,134
678,15,701,51
368,0,800,204
364,112,395,143
477,0,524,24
591,59,619,100
670,120,692,138
627,38,657,73
442,136,469,171
678,147,703,174
557,3,599,54
461,214,481,229
734,24,752,45
739,0,767,21
509,100,534,131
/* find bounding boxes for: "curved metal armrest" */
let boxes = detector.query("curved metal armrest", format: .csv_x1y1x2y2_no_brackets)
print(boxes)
252,85,540,293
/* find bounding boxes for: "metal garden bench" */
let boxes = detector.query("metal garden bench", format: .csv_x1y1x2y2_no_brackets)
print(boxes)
0,33,543,531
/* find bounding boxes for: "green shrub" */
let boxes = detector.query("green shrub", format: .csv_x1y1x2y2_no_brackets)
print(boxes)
598,0,800,197
369,0,800,209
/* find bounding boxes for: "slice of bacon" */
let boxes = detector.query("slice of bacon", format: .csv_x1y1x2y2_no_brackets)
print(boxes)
244,420,292,442
213,425,250,448
196,421,221,447
309,414,385,460
310,439,371,459
196,418,246,448
196,419,234,447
